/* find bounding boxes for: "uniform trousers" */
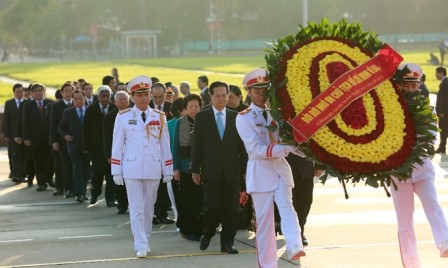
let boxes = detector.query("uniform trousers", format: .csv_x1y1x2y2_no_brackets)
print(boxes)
251,179,302,268
125,178,160,251
391,158,448,268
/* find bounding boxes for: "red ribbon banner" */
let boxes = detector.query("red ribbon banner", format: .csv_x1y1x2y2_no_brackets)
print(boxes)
288,44,403,144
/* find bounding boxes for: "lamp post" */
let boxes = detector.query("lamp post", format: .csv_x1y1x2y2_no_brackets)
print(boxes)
302,0,308,26
207,0,216,54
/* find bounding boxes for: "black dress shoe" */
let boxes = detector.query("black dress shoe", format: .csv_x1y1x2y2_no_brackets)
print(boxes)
75,195,84,203
302,235,309,246
221,244,239,254
53,189,64,196
152,216,160,225
36,185,46,191
117,208,127,214
159,217,174,224
107,201,118,207
27,181,34,187
64,191,75,198
47,180,56,188
90,195,98,204
200,236,210,251
82,195,89,201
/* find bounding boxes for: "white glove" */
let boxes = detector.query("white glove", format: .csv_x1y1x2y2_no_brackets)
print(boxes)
163,175,173,183
113,175,124,185
284,145,306,158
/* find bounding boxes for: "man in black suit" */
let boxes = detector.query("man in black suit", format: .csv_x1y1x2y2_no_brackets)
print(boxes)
103,90,130,214
46,90,64,195
22,83,53,191
149,82,173,120
59,90,89,202
192,81,246,254
436,66,448,154
150,82,174,224
50,83,74,197
2,83,25,183
84,85,116,206
198,75,211,106
15,86,35,187
82,82,97,108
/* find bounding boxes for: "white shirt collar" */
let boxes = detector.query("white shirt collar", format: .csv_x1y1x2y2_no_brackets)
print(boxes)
212,106,226,115
250,103,266,113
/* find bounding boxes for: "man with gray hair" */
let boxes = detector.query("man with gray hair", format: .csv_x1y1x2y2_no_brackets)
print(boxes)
179,81,191,96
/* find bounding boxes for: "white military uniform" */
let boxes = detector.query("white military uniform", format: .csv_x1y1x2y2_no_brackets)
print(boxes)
111,106,173,252
391,158,448,268
236,103,303,268
390,63,448,267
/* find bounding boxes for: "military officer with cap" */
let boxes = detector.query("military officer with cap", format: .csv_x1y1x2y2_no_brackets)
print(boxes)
390,63,448,267
111,75,173,258
236,68,306,267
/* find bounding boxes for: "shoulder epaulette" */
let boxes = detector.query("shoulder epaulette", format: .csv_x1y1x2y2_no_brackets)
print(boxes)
153,109,164,115
239,108,251,115
119,108,131,114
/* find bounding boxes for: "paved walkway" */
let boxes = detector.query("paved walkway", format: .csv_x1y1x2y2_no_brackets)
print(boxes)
0,147,448,267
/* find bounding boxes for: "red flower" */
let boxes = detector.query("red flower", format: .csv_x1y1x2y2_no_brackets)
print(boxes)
239,191,249,206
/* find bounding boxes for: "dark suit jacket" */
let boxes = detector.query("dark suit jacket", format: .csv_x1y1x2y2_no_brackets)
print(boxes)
83,101,116,155
191,108,246,182
58,107,84,153
103,108,118,159
15,98,32,139
2,98,21,139
436,77,448,127
85,95,98,107
50,100,72,145
22,99,53,145
200,87,211,106
149,100,173,120
287,154,315,181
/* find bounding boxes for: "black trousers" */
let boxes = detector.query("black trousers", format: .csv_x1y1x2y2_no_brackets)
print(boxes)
59,143,73,192
24,146,35,182
154,179,171,218
52,150,63,190
202,177,239,246
30,141,52,186
176,171,204,235
90,152,115,201
438,121,448,151
68,147,89,196
287,155,315,236
8,140,24,178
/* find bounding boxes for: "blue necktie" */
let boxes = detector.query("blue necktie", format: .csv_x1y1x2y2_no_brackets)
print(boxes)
216,111,224,140
78,108,84,121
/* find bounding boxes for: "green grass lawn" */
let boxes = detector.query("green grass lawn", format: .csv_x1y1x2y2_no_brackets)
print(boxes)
0,81,14,105
0,51,443,100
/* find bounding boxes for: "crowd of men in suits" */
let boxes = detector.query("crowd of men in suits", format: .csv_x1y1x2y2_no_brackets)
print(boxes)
2,71,319,264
